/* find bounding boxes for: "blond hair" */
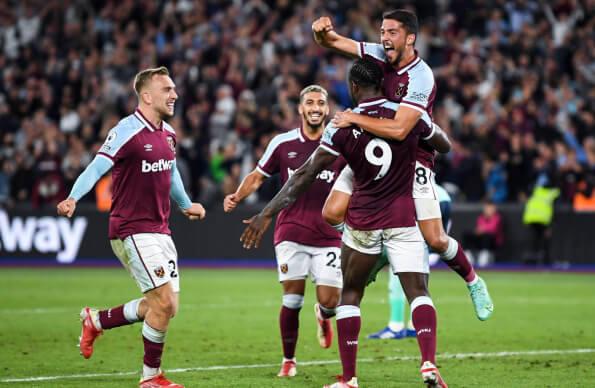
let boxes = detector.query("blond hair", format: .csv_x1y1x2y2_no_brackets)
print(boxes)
133,66,170,96
299,85,328,103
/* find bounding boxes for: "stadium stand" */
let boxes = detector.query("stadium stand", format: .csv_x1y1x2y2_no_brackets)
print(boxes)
0,0,593,209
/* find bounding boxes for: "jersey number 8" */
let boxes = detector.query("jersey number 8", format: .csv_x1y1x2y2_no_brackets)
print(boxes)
365,139,392,180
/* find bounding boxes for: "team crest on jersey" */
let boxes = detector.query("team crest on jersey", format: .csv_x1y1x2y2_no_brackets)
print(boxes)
288,151,298,159
154,266,165,278
280,264,288,274
395,83,405,99
166,136,175,153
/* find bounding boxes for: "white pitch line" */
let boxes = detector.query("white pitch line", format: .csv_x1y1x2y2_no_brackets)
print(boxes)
3,296,593,316
1,348,593,383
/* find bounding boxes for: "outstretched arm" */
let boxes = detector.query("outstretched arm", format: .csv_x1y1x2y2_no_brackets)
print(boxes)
240,148,338,249
312,16,360,58
223,169,267,212
57,156,112,217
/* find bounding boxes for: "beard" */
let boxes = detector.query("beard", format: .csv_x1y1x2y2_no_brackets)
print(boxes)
302,112,326,130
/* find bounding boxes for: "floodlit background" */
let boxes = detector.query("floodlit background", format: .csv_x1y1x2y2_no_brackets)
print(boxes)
0,1,594,387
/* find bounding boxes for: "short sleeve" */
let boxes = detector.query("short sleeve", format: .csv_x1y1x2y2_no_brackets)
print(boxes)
97,120,141,163
320,123,342,156
257,135,282,177
401,66,435,112
359,42,387,62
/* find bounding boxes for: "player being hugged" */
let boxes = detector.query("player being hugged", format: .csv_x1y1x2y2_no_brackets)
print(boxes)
313,9,493,322
57,67,205,388
241,59,448,388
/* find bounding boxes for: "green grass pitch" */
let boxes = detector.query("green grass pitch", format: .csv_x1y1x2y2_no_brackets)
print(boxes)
1,268,594,387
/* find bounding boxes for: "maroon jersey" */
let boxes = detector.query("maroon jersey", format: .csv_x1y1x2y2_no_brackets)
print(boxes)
359,42,437,169
97,109,177,239
257,127,346,247
321,98,432,230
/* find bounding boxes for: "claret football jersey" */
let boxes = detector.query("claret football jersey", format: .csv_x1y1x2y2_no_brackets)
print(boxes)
359,43,437,169
257,126,346,247
321,97,432,230
97,109,177,239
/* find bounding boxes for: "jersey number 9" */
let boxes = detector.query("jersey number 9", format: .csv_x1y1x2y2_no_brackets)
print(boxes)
365,139,392,180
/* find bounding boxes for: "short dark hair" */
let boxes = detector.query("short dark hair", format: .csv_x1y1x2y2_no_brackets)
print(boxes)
383,9,418,37
133,66,169,95
349,58,383,90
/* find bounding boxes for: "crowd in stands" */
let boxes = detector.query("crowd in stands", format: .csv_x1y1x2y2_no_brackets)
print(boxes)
0,0,593,211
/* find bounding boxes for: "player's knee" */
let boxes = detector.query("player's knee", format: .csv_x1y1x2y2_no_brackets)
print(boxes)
318,292,340,309
427,233,449,252
169,300,179,318
340,288,363,306
153,293,176,318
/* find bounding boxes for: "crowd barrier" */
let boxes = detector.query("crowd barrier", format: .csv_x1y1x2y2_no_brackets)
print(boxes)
1,204,593,264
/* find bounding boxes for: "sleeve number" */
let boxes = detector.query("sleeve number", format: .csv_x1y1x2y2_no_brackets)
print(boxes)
168,260,178,278
415,167,428,185
365,139,392,180
326,252,339,268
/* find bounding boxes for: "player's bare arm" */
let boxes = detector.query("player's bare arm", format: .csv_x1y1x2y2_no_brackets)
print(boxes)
426,123,451,153
312,16,360,57
332,105,421,141
223,169,267,212
240,148,337,249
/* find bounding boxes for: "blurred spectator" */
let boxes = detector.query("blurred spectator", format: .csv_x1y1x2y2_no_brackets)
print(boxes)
464,201,505,267
0,0,592,209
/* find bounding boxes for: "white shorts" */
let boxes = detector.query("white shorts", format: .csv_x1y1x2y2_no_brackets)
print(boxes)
342,224,429,273
412,161,441,220
332,165,354,195
110,233,180,293
274,241,343,288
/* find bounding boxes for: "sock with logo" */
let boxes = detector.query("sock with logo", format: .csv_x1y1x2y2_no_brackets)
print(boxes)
388,272,406,331
142,321,165,379
280,294,303,359
98,298,142,330
440,237,477,283
411,296,437,364
336,305,361,381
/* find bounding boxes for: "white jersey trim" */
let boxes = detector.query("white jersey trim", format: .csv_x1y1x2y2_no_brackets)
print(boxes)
163,122,176,135
96,153,115,165
319,144,340,156
422,123,437,141
134,111,154,132
357,98,387,108
99,115,145,158
255,165,271,178
397,56,422,75
258,128,300,169
400,101,426,114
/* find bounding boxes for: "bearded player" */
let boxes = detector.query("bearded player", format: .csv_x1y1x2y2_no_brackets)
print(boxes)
241,59,448,388
224,85,346,378
313,9,493,321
